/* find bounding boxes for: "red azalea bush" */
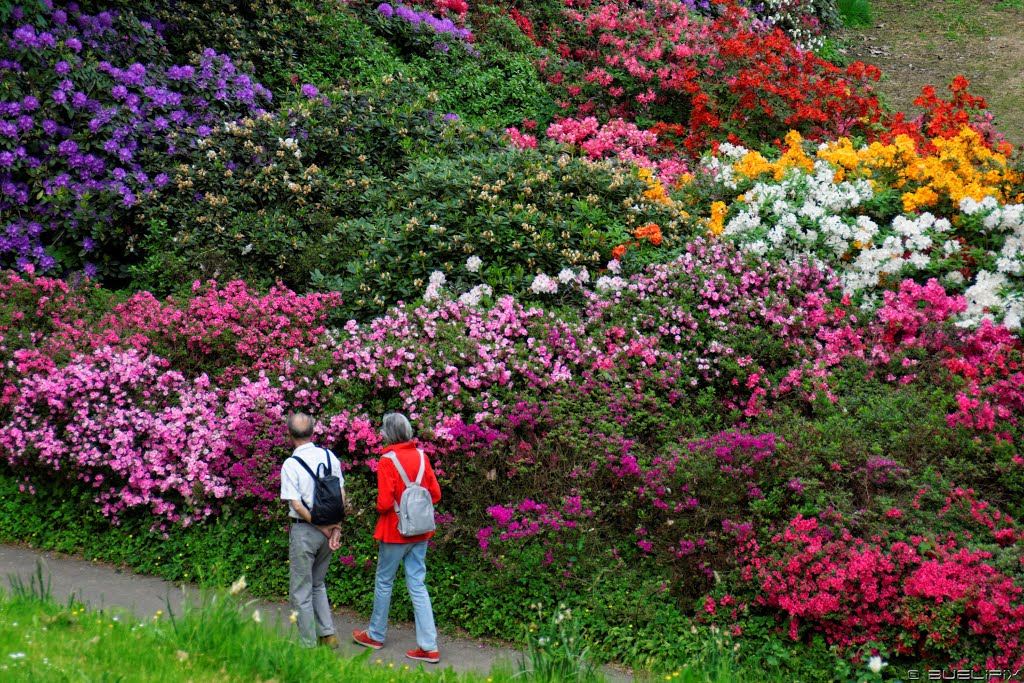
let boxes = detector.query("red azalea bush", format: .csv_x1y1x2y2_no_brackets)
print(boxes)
721,512,1024,668
515,0,885,152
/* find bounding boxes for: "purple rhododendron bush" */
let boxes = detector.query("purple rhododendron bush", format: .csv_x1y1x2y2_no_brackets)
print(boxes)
4,0,1024,676
3,239,1024,671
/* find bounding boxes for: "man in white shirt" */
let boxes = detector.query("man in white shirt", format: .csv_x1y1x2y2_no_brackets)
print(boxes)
280,412,345,647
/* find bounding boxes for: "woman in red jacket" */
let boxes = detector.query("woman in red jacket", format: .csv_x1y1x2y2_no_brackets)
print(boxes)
352,412,443,663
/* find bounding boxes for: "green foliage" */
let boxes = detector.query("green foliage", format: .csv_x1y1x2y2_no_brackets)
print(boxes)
837,0,873,27
320,146,686,318
521,603,601,683
129,77,497,294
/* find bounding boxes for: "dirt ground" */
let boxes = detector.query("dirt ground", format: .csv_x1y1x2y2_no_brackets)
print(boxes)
838,0,1024,145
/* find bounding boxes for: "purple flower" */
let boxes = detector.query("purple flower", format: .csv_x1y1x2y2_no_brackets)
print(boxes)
111,85,128,100
84,262,97,278
443,113,459,121
377,2,394,17
301,83,319,99
395,5,420,23
57,140,78,156
196,125,212,137
52,90,67,105
21,96,39,111
55,61,71,76
65,37,83,52
83,237,95,252
154,173,169,187
42,119,57,135
72,91,88,108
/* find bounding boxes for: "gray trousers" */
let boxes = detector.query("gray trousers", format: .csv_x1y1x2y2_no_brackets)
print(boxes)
289,522,335,646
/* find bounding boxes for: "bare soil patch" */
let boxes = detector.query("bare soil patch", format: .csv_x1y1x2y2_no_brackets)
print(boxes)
839,0,1024,145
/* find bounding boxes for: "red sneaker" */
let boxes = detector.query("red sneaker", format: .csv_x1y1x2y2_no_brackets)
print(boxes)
351,629,384,650
406,648,440,663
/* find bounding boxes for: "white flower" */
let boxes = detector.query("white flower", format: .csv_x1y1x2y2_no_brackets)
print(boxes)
867,656,886,673
229,575,247,595
577,268,590,283
595,276,627,293
943,271,965,286
424,270,447,302
458,284,492,306
8,653,26,660
607,259,621,274
530,273,558,295
251,609,262,624
240,243,253,256
558,268,576,285
466,256,482,273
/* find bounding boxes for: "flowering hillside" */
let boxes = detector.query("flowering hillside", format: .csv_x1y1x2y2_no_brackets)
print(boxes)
2,0,1024,677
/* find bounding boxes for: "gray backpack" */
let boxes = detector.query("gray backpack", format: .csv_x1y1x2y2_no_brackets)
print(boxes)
383,449,436,537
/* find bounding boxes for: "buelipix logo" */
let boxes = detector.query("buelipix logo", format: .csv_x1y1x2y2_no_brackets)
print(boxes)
906,671,1021,681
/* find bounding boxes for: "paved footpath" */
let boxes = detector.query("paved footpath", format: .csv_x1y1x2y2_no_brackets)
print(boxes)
0,543,633,681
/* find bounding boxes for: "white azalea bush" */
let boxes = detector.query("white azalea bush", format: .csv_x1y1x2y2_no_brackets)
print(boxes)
692,135,1024,329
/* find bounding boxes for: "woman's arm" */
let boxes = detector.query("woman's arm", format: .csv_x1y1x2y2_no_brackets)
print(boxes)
376,457,396,512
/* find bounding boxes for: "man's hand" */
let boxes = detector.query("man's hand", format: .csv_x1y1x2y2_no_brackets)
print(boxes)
319,524,342,551
317,523,343,551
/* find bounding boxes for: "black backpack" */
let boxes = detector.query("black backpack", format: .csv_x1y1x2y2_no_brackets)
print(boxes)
291,449,345,525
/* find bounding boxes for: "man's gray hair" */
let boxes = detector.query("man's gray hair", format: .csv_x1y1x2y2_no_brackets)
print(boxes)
381,412,414,445
287,412,316,439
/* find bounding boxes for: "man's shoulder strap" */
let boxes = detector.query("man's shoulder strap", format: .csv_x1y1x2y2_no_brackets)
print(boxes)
289,455,317,481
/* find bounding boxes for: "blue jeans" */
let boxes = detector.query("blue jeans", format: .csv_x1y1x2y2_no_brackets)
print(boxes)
367,541,438,651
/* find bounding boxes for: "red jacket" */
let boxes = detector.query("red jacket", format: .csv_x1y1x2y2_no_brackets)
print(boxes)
374,441,442,544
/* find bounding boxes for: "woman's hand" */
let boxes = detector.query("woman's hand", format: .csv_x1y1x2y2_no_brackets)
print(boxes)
328,526,342,551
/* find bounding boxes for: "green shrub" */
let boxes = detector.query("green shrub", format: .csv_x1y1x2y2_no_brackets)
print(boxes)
320,145,687,317
129,77,497,294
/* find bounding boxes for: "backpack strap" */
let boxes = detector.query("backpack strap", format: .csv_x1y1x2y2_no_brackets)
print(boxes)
288,455,317,510
383,451,413,515
316,448,333,478
414,449,426,485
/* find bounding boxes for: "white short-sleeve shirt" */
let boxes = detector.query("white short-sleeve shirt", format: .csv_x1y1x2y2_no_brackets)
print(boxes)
280,442,344,519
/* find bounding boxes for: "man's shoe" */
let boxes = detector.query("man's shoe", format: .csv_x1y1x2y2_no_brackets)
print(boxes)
352,629,384,649
406,648,440,663
318,634,339,647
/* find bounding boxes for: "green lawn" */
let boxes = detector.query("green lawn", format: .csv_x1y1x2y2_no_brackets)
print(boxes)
0,572,511,683
0,570,803,683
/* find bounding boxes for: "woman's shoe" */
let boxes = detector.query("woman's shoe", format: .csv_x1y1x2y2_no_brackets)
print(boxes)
352,629,384,649
405,648,440,663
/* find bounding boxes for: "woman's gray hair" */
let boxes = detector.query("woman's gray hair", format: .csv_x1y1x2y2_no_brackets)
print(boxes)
381,412,414,445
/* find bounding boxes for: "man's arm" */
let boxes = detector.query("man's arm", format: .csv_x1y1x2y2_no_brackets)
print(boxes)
289,498,314,523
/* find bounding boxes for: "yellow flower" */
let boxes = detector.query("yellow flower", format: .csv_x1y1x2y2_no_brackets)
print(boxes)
708,201,728,236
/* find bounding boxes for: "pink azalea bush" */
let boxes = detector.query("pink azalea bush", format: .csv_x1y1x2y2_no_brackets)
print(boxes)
3,237,1024,668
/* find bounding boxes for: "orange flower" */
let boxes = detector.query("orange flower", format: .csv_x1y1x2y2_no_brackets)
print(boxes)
612,244,627,260
635,223,663,246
